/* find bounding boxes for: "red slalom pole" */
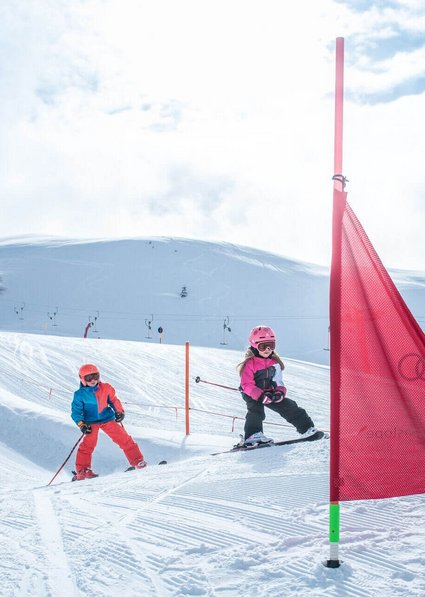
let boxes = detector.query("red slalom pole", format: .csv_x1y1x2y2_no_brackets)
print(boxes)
47,435,83,486
333,36,344,189
326,35,345,569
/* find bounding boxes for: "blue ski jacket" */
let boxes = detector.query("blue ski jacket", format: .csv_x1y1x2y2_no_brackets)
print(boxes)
71,382,124,425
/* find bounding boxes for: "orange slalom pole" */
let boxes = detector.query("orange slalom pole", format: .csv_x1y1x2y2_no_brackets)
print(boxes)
185,341,190,435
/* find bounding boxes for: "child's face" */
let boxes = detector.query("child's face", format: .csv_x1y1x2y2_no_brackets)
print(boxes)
84,373,100,386
258,342,275,356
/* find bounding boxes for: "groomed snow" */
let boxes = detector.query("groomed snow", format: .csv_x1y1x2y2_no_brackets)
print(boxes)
1,331,424,596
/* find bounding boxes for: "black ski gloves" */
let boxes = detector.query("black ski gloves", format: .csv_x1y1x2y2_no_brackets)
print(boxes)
272,390,285,403
115,412,125,423
78,421,92,434
261,391,275,405
261,390,285,405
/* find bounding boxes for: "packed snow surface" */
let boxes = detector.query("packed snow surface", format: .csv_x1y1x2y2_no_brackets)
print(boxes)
1,331,424,596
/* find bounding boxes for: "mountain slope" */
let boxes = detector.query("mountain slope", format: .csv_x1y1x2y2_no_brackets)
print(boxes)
1,237,423,365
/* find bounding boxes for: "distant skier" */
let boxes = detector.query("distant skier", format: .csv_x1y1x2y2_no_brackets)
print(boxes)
238,326,324,446
71,364,147,480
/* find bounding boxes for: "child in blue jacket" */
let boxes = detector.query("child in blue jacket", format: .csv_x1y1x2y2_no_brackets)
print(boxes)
71,363,146,480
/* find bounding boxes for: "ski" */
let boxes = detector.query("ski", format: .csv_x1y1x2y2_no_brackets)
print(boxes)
125,460,167,471
212,431,329,455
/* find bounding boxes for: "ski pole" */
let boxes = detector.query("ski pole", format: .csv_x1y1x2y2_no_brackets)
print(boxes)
194,376,239,391
47,435,84,486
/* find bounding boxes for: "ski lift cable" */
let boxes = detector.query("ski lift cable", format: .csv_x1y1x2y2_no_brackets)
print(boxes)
0,299,331,320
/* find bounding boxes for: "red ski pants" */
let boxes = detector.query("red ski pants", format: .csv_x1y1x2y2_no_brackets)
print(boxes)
76,420,144,471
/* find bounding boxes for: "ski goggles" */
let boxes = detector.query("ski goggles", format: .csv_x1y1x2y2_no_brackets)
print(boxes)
257,341,275,352
84,372,100,383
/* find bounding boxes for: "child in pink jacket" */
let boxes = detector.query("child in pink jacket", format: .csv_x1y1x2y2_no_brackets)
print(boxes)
238,326,324,446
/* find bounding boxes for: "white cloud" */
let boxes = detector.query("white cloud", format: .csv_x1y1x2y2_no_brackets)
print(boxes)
0,0,424,270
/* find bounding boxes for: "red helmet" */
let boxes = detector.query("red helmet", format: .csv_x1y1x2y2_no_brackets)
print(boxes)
249,325,276,349
79,363,100,385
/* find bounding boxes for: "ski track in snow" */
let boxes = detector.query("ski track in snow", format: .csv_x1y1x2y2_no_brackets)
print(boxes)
11,450,423,597
3,445,425,597
1,333,425,596
32,490,78,596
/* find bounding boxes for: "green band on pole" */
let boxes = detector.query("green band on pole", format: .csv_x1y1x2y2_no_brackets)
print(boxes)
329,503,340,543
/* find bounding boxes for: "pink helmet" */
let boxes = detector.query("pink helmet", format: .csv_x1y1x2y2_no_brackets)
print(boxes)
249,325,276,349
79,363,99,385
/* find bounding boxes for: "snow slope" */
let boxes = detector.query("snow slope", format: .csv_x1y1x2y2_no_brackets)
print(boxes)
1,331,424,597
0,236,423,366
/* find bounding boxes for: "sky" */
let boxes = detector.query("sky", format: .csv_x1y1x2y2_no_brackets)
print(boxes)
1,0,424,270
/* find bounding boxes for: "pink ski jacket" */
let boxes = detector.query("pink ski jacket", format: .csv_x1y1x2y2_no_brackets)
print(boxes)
240,356,286,401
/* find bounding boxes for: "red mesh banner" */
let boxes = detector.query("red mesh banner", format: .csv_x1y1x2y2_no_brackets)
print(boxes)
330,189,425,501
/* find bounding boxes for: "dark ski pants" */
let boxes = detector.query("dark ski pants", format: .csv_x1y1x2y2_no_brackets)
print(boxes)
76,420,144,471
242,394,314,439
